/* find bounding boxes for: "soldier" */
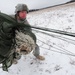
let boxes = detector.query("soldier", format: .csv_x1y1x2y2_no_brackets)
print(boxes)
15,4,45,60
0,4,45,71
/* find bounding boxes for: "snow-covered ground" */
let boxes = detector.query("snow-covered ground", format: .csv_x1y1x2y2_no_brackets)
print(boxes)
0,2,75,75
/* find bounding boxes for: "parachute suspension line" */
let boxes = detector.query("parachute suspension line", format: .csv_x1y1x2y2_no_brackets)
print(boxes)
33,30,75,55
40,46,75,57
33,29,75,45
37,38,75,56
34,31,75,56
31,26,75,37
33,29,75,57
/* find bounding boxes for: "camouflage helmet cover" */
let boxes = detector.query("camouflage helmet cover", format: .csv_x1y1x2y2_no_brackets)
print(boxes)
15,4,29,13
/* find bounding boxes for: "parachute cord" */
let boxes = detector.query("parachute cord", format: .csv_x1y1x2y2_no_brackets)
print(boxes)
32,30,75,56
31,26,75,37
33,29,75,45
33,30,75,55
38,38,75,56
40,46,75,57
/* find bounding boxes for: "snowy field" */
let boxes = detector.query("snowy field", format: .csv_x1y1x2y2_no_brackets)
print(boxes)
0,2,75,75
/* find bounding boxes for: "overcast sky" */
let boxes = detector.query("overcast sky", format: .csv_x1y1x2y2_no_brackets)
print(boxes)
0,0,71,14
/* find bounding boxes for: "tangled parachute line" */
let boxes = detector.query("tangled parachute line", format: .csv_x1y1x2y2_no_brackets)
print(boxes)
32,26,75,57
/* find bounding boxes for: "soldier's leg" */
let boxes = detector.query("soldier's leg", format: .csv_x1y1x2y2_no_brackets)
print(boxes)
33,44,45,60
33,44,40,56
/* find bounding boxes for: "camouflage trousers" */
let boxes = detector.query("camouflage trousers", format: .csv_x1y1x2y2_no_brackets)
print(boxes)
16,31,40,57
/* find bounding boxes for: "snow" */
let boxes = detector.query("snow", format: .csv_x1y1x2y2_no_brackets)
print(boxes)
0,2,75,75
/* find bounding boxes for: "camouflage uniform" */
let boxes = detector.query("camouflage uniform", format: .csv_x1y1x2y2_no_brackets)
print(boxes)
15,4,40,57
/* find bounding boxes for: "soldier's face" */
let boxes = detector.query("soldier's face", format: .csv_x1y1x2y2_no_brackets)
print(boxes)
18,11,27,19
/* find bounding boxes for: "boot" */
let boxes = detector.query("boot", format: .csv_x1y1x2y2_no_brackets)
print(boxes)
36,55,45,60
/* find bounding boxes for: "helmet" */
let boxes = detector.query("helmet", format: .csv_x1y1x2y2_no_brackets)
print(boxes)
15,4,29,13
